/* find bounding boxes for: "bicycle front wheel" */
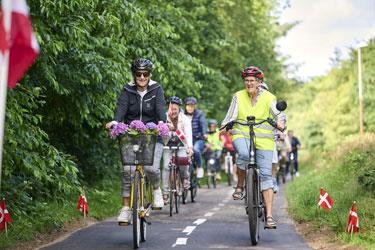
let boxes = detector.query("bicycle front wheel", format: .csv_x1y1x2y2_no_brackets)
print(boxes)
175,168,181,214
169,167,174,217
132,171,141,249
246,168,259,246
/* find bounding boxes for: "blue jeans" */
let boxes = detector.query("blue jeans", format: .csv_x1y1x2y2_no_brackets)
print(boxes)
233,138,273,191
193,139,205,168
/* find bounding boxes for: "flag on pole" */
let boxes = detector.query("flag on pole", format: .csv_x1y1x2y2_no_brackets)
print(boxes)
0,198,11,231
1,0,39,88
76,194,89,215
0,10,8,53
176,129,185,142
347,201,359,234
318,188,334,210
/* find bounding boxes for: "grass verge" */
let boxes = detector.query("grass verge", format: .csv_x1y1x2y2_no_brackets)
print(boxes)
0,176,121,249
286,134,375,250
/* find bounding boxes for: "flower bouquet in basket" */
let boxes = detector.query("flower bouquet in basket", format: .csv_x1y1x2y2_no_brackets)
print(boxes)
111,120,169,165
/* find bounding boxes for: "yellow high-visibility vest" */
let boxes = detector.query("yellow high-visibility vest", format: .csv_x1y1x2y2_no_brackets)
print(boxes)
232,89,275,150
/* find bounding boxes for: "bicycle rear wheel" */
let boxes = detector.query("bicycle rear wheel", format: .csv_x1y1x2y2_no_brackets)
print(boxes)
246,168,259,246
140,179,148,242
227,161,232,186
132,171,141,249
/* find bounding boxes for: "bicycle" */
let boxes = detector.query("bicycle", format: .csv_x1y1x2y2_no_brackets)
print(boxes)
118,134,157,249
183,155,198,203
205,149,217,189
164,133,187,216
220,101,286,245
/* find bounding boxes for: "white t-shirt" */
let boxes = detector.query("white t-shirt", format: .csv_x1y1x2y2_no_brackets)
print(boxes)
137,89,147,98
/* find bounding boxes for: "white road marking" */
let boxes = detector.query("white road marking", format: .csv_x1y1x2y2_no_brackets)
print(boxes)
193,218,207,225
211,207,220,211
204,212,214,217
218,203,225,207
182,226,196,235
172,238,188,247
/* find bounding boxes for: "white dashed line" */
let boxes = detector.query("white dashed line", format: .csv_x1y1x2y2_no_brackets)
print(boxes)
182,226,196,235
218,203,225,207
193,218,207,225
204,212,214,217
172,238,188,247
211,207,220,211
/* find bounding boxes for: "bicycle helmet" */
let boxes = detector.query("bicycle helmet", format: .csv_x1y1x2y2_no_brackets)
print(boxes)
185,96,197,105
241,66,264,80
208,119,217,126
131,58,154,73
168,96,182,106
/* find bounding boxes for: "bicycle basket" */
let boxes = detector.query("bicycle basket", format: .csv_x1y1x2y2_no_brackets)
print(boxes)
118,134,157,165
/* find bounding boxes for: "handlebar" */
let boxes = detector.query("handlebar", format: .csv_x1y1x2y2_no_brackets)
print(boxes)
220,116,285,132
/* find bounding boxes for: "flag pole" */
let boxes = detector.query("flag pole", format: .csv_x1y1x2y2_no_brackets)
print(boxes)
0,0,12,193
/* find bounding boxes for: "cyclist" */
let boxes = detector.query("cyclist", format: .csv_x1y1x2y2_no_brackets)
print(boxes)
105,58,166,224
184,97,208,178
220,130,237,181
162,96,193,204
286,130,301,177
221,66,285,229
205,119,223,180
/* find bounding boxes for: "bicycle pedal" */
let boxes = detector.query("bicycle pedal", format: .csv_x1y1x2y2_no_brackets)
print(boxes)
143,218,152,225
118,221,130,226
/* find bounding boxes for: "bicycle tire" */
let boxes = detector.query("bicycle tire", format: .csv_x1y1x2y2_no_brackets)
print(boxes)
169,167,174,217
227,161,232,186
140,179,147,242
175,168,181,214
212,173,217,189
246,168,259,245
132,171,141,249
190,176,197,203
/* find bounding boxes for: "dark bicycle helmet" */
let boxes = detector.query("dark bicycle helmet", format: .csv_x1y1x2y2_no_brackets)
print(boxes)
185,96,197,105
168,96,182,106
131,58,154,73
241,66,264,80
208,119,217,126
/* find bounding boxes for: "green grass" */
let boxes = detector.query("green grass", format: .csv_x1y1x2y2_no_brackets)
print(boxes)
0,176,121,249
286,137,375,250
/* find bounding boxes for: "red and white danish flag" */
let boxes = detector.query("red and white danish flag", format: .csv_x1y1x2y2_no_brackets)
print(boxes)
0,198,11,231
318,188,334,210
176,129,185,142
76,194,89,215
0,0,40,88
347,201,359,233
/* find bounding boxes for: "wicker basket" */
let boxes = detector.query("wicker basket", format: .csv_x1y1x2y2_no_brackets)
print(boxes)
118,134,157,165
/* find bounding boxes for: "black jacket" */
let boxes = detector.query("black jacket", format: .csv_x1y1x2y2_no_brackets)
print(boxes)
114,80,166,124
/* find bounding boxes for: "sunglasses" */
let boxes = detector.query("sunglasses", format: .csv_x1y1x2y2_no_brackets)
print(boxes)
135,71,150,78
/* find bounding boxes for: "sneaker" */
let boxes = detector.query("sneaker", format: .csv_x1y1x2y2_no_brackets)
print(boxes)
295,171,300,177
272,177,278,193
163,194,169,205
117,206,131,224
152,188,164,208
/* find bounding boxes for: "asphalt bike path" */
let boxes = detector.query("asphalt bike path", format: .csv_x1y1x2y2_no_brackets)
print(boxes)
41,184,311,250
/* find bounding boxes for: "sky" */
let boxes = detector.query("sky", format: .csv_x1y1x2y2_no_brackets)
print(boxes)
276,0,375,81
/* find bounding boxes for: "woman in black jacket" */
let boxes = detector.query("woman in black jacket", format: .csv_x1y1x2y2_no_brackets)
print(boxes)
106,58,166,224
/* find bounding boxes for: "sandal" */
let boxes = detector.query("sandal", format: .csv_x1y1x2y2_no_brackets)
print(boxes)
265,216,277,229
232,186,244,200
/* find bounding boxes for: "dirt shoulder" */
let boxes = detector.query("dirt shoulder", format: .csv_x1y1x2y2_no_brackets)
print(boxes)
295,221,362,250
9,218,98,250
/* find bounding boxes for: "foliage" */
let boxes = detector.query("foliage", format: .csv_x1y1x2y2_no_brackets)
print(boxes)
285,39,375,151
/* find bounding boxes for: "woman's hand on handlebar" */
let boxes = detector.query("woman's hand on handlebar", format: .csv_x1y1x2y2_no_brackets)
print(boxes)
105,121,118,129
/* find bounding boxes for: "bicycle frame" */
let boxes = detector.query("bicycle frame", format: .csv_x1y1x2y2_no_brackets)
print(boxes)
130,165,152,218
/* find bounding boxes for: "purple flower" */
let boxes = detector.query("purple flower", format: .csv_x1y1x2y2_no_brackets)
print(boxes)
129,120,146,133
157,121,170,138
146,122,158,130
111,122,129,138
